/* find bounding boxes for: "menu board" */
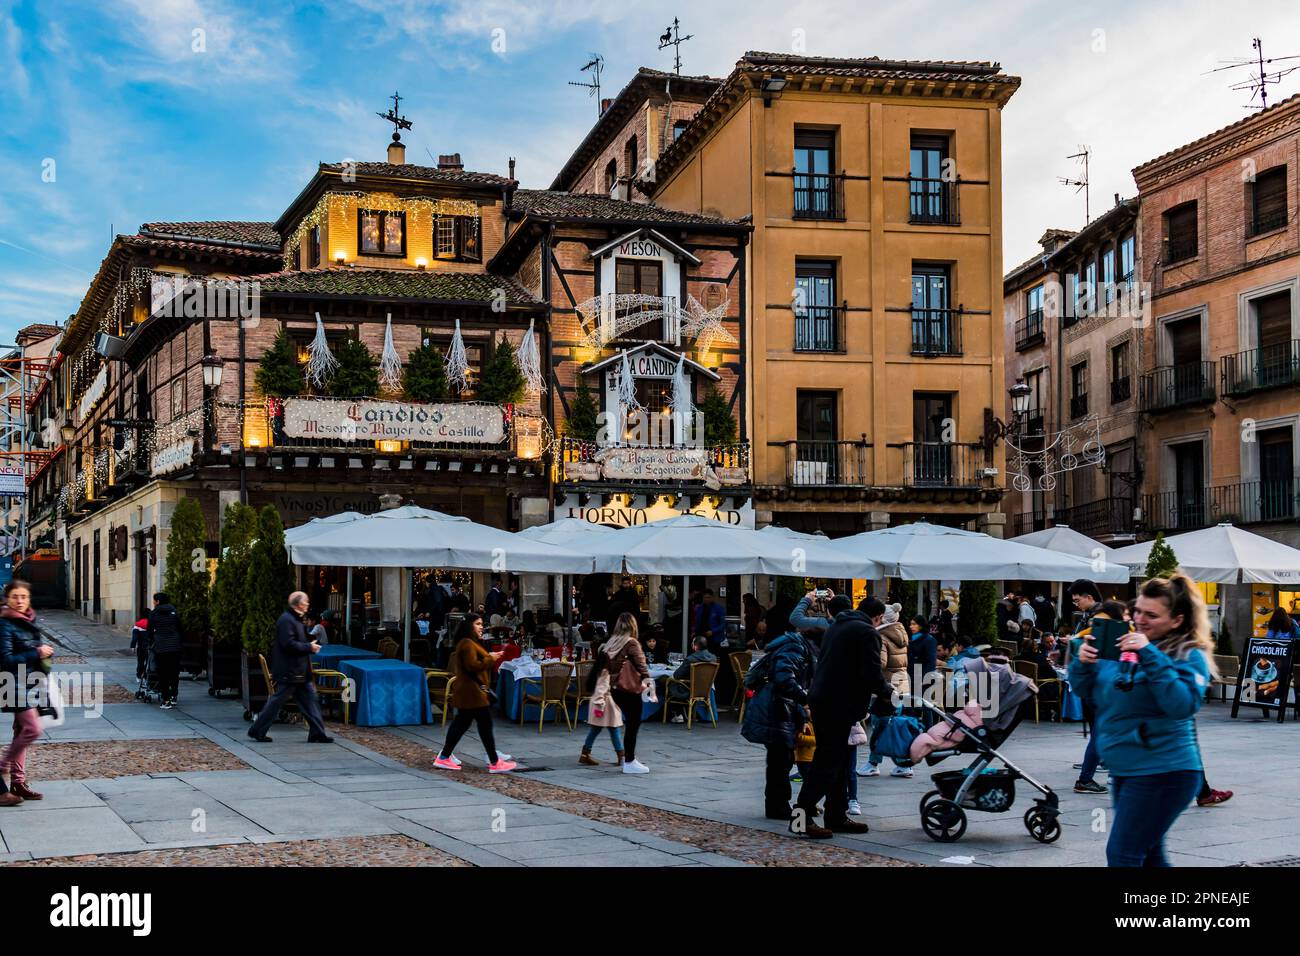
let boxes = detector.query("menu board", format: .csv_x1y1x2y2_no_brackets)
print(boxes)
1231,637,1297,724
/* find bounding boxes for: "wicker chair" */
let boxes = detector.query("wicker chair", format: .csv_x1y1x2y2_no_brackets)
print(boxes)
378,638,400,660
663,660,719,729
257,653,298,720
520,661,573,731
1211,655,1240,702
566,660,596,720
424,669,456,726
313,668,350,724
1013,659,1061,723
728,651,752,714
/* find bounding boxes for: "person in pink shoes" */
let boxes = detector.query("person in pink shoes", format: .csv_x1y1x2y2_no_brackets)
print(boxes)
0,580,53,804
434,615,515,773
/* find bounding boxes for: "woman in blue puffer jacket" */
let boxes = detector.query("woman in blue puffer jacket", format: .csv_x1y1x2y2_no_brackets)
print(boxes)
1069,573,1213,867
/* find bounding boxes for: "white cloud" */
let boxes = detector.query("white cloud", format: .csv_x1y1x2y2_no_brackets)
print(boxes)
1,10,29,99
109,0,294,84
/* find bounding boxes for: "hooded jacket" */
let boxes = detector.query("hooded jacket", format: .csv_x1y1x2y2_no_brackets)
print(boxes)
878,620,911,694
809,610,893,722
740,631,815,748
147,603,182,654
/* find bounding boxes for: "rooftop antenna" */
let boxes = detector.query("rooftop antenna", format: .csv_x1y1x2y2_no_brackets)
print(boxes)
376,90,413,141
1058,146,1090,225
567,54,604,116
1207,38,1300,110
657,18,693,75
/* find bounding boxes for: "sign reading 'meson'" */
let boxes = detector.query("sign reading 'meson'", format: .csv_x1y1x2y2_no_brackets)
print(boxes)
282,399,506,444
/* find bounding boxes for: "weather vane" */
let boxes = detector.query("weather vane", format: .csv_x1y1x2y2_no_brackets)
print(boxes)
568,54,605,116
377,91,413,141
658,18,693,75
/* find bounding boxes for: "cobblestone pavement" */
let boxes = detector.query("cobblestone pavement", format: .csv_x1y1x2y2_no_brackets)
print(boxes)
14,834,472,867
333,724,910,867
21,739,248,781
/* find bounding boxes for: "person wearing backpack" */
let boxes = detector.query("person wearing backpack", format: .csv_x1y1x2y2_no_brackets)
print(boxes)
742,607,816,820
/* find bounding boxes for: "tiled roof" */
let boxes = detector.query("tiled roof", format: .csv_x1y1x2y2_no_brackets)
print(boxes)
120,233,281,260
140,221,280,248
16,323,63,343
319,161,514,188
739,51,1016,80
250,267,541,306
511,190,745,227
1133,92,1300,183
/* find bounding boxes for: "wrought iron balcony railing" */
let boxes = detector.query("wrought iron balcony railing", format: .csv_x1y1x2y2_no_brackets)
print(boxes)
908,177,960,225
911,308,962,356
793,172,846,220
1015,309,1045,351
1143,478,1300,532
1140,361,1215,412
1221,341,1300,397
794,304,847,353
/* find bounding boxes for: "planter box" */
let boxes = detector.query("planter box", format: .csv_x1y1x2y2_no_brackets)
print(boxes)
240,649,271,722
181,630,207,679
207,636,242,697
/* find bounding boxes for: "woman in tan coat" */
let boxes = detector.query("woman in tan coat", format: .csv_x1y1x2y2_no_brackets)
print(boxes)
858,602,914,779
435,614,516,773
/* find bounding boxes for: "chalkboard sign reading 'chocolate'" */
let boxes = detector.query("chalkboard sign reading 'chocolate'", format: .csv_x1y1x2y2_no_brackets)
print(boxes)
1231,637,1297,724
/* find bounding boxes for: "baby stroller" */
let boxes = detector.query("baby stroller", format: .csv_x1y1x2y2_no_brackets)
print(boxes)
893,658,1061,844
131,619,162,704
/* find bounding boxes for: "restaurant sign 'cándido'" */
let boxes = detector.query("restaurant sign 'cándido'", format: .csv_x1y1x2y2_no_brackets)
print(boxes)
281,399,506,444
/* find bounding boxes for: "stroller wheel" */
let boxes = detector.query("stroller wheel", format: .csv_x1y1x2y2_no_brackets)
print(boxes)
921,799,967,843
1024,807,1061,844
919,789,942,815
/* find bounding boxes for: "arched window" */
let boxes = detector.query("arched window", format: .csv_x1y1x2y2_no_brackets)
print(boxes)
604,158,618,195
623,135,638,183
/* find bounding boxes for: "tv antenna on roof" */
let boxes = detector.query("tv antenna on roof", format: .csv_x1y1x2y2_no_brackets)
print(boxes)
1058,146,1091,225
567,54,605,116
1208,38,1300,110
377,90,413,141
658,18,693,75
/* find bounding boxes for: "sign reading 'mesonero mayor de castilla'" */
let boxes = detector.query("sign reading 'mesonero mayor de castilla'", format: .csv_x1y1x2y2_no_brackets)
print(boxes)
282,399,506,444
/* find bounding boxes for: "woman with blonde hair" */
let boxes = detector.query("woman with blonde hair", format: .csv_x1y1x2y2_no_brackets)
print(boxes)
604,613,653,775
1069,573,1214,866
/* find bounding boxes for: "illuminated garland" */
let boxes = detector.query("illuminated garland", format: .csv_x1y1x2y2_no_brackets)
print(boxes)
282,192,483,270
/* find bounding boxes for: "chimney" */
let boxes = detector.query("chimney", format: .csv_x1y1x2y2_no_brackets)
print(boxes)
387,134,406,165
600,98,613,115
508,157,516,181
437,153,463,171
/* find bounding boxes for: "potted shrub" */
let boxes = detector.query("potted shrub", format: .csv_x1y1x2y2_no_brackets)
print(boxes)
208,502,258,697
164,496,210,680
239,506,293,720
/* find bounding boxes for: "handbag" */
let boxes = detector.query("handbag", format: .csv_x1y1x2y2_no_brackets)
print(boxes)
847,720,869,746
614,651,645,694
37,675,64,729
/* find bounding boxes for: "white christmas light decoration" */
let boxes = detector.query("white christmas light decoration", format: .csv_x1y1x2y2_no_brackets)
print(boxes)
379,313,402,391
670,353,694,444
1007,416,1106,493
616,350,642,444
574,293,680,346
305,312,339,388
445,319,470,393
515,319,545,394
681,293,736,352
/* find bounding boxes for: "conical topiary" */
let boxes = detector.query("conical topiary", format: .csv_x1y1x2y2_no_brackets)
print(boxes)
211,502,259,645
163,496,209,640
564,379,599,441
402,342,448,403
254,330,304,397
327,338,380,398
1144,532,1180,580
478,338,526,405
241,506,293,656
701,384,735,446
958,580,998,644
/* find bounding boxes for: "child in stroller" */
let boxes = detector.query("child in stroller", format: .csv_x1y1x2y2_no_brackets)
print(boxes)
870,657,1062,844
130,618,161,703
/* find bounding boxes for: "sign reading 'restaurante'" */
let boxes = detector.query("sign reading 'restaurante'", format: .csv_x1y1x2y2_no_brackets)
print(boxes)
282,399,506,444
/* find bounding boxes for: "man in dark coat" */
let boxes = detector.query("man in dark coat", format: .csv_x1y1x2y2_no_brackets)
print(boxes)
792,596,894,838
742,607,816,820
247,592,333,744
146,592,183,710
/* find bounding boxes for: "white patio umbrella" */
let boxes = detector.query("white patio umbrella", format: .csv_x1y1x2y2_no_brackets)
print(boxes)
827,521,1130,582
515,518,617,549
1109,523,1300,584
283,511,369,545
284,506,594,573
583,514,881,650
1009,525,1117,562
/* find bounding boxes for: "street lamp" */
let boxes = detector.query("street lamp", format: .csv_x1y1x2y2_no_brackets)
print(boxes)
1008,379,1032,417
983,379,1033,450
60,425,76,444
200,352,225,388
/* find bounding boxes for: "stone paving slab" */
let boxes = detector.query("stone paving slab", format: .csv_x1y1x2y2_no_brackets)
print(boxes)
2,806,149,858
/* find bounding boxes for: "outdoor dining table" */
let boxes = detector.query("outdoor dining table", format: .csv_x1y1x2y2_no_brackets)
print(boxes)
495,659,716,723
311,645,381,668
337,658,432,727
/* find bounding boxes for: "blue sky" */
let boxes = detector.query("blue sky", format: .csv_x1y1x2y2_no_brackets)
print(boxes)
3,0,1299,341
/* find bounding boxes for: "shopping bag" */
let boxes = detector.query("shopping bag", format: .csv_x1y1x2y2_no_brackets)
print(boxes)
37,674,65,730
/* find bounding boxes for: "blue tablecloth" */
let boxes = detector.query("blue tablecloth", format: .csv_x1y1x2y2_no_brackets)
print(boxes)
338,659,432,727
312,645,381,668
1060,682,1084,722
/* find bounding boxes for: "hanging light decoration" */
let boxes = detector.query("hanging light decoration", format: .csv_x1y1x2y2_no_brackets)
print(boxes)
379,313,402,391
445,319,470,393
670,353,694,444
305,312,339,388
616,351,642,445
515,318,546,394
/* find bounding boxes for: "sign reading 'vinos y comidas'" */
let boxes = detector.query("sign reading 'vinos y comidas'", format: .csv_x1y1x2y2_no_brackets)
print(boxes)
282,399,506,444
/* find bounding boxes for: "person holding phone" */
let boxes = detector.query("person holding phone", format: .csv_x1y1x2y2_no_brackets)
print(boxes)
1068,575,1213,867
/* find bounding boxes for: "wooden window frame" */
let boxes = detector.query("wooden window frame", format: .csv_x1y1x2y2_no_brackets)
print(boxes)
357,208,407,258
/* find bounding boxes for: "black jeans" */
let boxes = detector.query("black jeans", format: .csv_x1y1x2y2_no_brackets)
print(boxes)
611,689,643,761
795,708,854,825
765,742,796,815
250,680,328,739
154,651,181,702
440,707,498,764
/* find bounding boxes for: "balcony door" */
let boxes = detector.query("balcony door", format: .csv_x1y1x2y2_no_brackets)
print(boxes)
795,391,838,485
1258,427,1295,522
615,259,665,342
913,393,953,485
1172,441,1205,530
1256,292,1294,388
911,265,953,354
1166,316,1202,403
793,129,835,218
794,260,838,351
